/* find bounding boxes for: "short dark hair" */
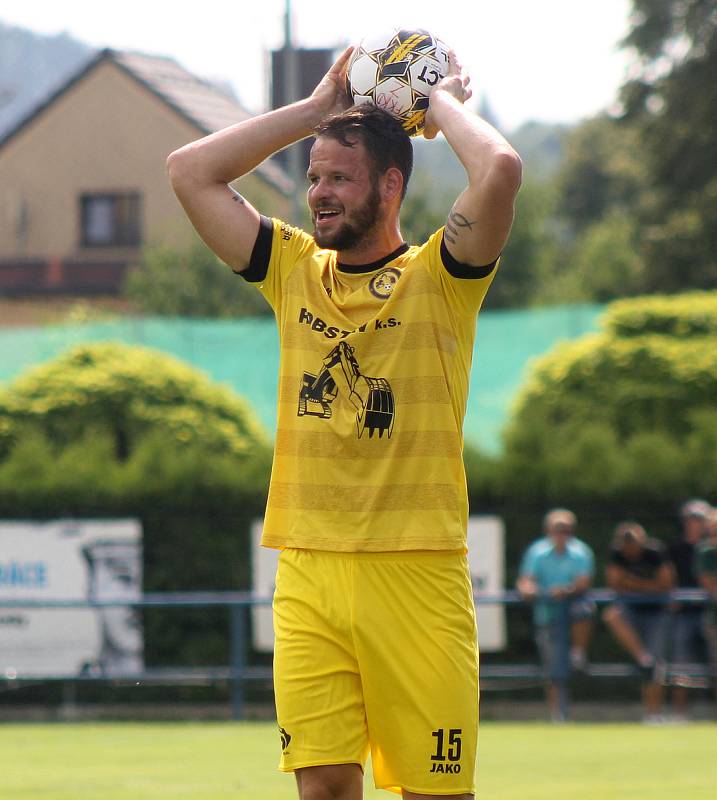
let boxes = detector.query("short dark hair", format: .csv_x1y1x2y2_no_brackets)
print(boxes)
613,521,647,547
314,105,414,199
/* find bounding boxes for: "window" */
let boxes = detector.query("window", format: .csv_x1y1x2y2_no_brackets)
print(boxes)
80,192,142,247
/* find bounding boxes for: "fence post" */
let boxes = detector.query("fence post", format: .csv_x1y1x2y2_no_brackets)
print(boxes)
555,598,571,721
230,604,246,720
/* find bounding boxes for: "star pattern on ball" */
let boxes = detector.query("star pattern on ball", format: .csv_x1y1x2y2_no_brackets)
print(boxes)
346,29,449,136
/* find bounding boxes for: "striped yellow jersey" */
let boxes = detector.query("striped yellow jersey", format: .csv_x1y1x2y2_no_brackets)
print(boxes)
243,217,497,551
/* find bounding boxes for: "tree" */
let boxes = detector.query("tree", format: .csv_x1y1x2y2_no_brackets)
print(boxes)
619,0,717,289
124,238,271,318
568,211,646,302
486,180,563,308
400,173,452,246
555,115,647,234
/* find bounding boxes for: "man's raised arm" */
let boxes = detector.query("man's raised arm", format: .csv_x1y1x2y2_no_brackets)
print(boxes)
423,53,522,268
166,47,353,272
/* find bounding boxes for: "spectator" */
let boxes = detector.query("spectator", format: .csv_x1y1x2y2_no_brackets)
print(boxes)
517,508,595,722
695,505,717,710
667,499,711,721
603,521,674,724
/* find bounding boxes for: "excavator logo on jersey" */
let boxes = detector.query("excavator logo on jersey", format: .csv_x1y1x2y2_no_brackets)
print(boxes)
369,267,401,299
298,341,395,439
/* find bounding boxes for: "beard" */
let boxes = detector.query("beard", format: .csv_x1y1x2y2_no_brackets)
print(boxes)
313,182,382,251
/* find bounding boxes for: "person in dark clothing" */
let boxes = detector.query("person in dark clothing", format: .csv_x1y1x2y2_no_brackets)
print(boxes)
667,499,711,720
603,521,675,724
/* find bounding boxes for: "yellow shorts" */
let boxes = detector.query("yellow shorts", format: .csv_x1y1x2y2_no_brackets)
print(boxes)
273,548,479,795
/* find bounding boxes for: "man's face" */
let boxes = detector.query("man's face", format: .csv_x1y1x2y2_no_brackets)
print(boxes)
682,514,707,544
307,136,383,252
547,522,572,551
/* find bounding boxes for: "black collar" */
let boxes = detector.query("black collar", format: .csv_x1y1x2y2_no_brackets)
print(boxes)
337,243,409,274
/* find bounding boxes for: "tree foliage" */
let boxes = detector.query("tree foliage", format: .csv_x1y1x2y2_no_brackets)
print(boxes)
500,292,717,506
0,342,271,466
485,180,561,309
619,0,717,289
555,115,647,233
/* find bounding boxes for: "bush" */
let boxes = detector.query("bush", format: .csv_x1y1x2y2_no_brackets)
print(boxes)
603,291,717,338
0,341,271,464
124,238,271,318
499,293,717,509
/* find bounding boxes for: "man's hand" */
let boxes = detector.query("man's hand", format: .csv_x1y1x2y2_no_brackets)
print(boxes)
423,50,472,140
517,576,538,601
310,45,354,120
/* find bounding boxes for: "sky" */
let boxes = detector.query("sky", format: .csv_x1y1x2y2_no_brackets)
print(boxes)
1,0,635,130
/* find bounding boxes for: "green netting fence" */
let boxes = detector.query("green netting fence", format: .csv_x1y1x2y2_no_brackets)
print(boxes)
0,304,603,453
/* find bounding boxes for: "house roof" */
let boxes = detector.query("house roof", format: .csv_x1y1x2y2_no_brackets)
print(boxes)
0,47,294,195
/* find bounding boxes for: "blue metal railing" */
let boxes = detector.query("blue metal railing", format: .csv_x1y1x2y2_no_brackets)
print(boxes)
1,589,712,719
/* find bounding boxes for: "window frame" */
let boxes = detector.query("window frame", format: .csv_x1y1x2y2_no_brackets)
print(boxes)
79,191,143,248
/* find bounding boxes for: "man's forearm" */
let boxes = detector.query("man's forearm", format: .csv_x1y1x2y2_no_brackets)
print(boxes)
428,90,521,189
168,97,322,187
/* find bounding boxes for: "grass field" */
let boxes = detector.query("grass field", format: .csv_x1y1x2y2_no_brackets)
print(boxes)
2,720,717,799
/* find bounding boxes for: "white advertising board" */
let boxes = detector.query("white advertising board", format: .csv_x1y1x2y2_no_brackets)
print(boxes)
466,515,506,651
0,519,143,678
251,516,506,653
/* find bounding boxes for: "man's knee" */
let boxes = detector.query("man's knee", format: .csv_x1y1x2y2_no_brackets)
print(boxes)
602,604,621,626
296,763,363,800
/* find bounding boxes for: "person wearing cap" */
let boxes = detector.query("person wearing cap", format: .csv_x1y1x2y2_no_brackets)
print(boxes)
667,499,711,721
603,521,674,724
695,505,717,712
517,508,595,722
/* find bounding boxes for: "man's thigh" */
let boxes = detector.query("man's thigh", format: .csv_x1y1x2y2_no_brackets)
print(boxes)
354,550,479,796
273,549,370,773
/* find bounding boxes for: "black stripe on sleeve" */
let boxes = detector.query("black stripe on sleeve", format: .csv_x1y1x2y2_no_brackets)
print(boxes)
440,233,498,280
235,215,273,283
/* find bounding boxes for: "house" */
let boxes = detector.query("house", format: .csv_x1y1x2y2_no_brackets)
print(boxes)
0,48,294,296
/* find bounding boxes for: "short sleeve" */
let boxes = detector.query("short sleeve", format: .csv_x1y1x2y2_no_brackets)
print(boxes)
243,217,317,313
519,541,540,577
417,228,500,317
577,541,595,577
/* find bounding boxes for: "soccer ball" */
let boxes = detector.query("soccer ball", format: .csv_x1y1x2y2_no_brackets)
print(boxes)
345,28,450,137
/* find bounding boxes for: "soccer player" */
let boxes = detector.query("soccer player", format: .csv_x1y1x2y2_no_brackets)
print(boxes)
167,45,521,800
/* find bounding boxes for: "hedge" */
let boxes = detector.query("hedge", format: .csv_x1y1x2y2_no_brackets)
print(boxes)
603,290,717,338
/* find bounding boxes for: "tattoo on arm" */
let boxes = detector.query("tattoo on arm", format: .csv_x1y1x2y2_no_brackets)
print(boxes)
444,208,478,245
230,188,246,205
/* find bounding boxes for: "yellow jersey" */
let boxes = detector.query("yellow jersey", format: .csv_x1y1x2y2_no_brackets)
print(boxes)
243,217,497,551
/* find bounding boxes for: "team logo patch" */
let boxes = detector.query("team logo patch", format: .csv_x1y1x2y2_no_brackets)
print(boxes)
369,267,401,299
279,726,291,751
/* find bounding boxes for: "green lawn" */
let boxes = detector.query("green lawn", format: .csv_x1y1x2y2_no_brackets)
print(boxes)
2,721,716,799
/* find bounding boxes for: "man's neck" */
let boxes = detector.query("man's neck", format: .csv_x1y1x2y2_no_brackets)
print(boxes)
336,221,404,266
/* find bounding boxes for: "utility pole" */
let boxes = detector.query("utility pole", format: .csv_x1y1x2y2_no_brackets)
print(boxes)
283,0,304,224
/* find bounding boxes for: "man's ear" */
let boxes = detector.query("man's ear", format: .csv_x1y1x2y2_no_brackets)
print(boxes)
381,167,404,202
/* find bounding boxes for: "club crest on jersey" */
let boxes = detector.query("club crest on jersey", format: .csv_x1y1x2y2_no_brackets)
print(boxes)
369,267,401,299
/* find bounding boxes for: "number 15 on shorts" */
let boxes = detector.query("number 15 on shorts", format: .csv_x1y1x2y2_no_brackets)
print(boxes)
430,728,462,773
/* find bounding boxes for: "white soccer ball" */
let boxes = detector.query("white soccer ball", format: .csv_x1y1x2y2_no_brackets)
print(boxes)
345,28,450,137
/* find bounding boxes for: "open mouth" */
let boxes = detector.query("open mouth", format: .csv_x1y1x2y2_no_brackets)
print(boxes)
315,209,342,225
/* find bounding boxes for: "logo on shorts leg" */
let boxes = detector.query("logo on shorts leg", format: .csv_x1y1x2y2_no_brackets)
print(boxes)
429,728,462,774
279,726,292,752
